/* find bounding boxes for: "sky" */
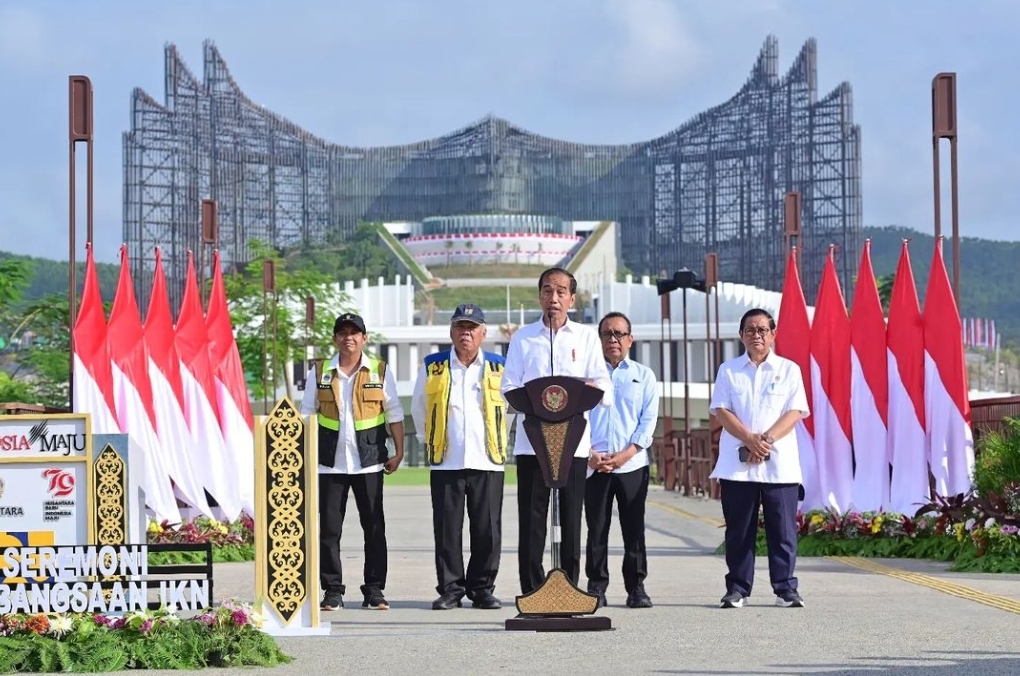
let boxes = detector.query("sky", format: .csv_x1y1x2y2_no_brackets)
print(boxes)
1,0,1019,264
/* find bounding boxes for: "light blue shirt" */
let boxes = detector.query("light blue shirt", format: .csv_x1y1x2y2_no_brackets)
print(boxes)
589,358,659,474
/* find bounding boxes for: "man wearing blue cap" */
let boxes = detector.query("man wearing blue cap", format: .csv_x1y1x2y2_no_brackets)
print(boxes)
412,303,508,610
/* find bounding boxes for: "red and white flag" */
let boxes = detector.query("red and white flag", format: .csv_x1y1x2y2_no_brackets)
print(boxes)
923,238,974,497
176,252,243,522
849,240,889,511
107,246,180,523
72,243,119,434
774,248,819,509
886,241,929,514
206,251,255,517
144,248,214,519
809,247,854,513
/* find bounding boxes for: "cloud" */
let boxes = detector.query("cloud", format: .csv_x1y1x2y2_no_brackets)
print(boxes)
601,0,702,95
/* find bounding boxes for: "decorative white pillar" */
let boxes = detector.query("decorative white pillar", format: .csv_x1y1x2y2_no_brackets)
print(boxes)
387,344,398,380
408,344,420,385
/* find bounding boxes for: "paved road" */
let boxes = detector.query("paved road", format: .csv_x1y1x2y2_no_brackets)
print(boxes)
208,485,1020,676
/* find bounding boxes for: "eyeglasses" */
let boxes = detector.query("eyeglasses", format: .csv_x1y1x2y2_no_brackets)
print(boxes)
741,327,772,337
599,330,631,342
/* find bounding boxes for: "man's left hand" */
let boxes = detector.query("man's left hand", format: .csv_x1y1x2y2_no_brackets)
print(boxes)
383,453,404,475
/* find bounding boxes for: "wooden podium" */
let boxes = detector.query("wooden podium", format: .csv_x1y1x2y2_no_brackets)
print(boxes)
503,376,612,632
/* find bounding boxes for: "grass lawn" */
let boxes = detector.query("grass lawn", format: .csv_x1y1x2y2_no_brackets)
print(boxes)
430,263,548,279
384,465,518,486
419,285,537,313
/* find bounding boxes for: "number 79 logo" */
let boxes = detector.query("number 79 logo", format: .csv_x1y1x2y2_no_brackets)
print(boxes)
41,468,75,498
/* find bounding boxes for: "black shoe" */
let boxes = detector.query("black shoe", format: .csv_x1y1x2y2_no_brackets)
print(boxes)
432,592,464,610
362,591,389,610
470,593,501,609
320,589,344,611
720,591,747,608
588,588,608,608
775,590,805,608
626,587,653,609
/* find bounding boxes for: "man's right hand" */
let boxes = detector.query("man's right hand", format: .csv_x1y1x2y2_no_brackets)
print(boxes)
744,432,772,458
588,452,609,471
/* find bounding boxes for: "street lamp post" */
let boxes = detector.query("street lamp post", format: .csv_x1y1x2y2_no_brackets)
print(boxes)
68,76,93,409
657,269,707,496
932,72,961,304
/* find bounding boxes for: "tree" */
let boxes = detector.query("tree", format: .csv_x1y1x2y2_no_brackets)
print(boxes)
511,243,521,265
0,259,68,407
225,240,358,401
283,222,398,283
876,273,894,313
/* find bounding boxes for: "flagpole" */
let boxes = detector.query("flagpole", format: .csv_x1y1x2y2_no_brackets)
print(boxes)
994,333,1002,392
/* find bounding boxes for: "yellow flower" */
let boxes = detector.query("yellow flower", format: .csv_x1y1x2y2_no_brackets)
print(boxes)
810,514,824,527
954,522,965,542
870,516,884,534
147,521,163,534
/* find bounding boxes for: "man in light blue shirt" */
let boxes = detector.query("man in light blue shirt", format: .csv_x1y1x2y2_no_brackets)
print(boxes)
586,311,659,609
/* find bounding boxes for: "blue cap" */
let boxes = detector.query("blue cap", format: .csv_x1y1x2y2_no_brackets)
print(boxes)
451,303,485,325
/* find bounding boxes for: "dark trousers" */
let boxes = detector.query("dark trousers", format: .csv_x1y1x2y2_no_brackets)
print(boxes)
719,479,799,596
431,469,504,599
584,466,650,594
516,454,588,594
319,471,387,597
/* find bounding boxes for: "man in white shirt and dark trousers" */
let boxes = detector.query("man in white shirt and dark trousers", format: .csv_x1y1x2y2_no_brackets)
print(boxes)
502,267,613,594
411,304,508,611
586,312,659,609
708,308,809,609
300,313,405,612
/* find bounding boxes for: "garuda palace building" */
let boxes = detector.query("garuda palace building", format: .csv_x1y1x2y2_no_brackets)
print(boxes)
123,36,861,308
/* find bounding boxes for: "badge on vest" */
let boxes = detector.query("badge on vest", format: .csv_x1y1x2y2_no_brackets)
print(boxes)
320,371,333,385
362,383,383,390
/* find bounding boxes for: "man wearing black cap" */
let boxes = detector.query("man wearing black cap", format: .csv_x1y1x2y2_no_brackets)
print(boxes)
411,304,508,610
300,312,405,612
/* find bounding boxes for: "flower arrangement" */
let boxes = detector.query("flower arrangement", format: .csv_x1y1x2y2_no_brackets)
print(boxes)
724,497,1020,572
0,600,289,673
147,515,256,564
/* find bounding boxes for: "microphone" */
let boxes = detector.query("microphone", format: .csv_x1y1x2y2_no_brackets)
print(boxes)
548,310,555,376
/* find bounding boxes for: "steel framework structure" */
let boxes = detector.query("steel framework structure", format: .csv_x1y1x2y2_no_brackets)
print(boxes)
124,36,861,310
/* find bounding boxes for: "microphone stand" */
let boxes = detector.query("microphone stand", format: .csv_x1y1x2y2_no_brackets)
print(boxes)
547,310,560,571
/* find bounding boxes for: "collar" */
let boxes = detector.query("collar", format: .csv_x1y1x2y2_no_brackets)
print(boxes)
606,357,631,371
328,352,371,374
530,318,577,334
451,350,482,368
740,349,776,370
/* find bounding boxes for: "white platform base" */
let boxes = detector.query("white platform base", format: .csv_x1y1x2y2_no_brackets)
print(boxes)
261,621,332,637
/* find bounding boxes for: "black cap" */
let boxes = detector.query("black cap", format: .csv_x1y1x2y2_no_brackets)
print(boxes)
451,303,485,325
333,312,367,334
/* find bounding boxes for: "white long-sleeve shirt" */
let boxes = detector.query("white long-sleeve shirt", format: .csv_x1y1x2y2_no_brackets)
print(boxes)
501,319,612,458
300,353,404,475
410,351,503,472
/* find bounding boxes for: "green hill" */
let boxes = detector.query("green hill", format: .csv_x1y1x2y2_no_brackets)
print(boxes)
3,223,1018,346
862,225,1020,347
0,251,119,303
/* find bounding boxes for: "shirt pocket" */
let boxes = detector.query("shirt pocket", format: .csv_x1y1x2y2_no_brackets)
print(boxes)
360,384,385,403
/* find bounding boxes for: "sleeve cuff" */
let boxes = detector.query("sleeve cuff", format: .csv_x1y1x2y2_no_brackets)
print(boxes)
630,434,653,449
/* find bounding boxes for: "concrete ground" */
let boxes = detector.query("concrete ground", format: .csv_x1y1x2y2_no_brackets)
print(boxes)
205,485,1019,676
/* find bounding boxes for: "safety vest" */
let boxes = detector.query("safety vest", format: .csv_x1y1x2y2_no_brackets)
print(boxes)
313,356,389,468
422,351,507,466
